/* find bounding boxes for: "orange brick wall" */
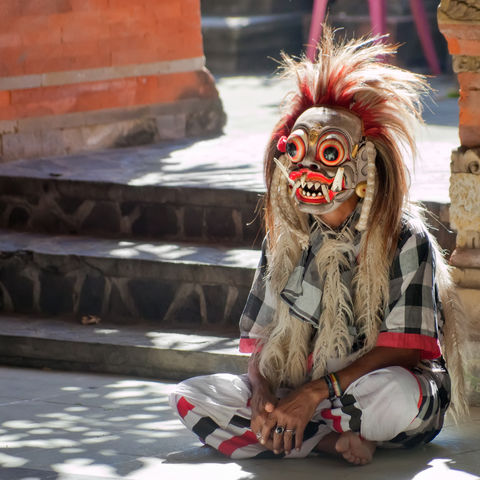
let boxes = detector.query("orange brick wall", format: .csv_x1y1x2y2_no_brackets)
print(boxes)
0,1,203,76
0,0,210,122
438,11,480,148
0,71,216,121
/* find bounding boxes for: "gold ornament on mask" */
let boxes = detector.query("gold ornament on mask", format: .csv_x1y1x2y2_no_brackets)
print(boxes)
355,182,367,198
309,129,320,145
351,143,359,159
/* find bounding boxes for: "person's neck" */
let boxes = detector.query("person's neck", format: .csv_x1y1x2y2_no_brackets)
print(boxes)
317,195,359,229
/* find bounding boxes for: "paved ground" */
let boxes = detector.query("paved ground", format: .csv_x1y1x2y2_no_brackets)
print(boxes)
0,366,478,480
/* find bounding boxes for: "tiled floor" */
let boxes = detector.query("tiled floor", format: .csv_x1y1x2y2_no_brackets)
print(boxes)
0,366,478,480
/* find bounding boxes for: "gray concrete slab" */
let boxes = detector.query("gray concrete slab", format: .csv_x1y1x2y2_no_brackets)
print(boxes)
0,366,478,480
0,229,260,269
0,75,459,203
0,315,247,380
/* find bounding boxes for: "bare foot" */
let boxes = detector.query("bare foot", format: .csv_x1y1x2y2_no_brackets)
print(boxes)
335,431,376,465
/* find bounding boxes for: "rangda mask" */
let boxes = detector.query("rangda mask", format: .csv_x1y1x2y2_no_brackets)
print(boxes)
279,106,368,216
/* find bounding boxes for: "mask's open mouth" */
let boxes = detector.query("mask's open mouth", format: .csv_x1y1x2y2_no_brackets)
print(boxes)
288,169,345,204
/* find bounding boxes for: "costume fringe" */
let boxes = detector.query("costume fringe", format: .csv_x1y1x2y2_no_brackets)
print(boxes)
311,228,358,380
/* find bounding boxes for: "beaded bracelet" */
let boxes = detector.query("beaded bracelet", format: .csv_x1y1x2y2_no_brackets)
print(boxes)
323,373,336,400
323,372,344,401
329,372,343,398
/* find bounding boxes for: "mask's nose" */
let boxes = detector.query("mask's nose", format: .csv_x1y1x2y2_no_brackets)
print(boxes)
296,147,321,171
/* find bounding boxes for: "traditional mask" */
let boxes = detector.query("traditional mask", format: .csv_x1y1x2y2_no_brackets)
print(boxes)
282,106,367,215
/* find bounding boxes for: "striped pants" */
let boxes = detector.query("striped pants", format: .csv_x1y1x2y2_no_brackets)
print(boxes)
169,360,450,459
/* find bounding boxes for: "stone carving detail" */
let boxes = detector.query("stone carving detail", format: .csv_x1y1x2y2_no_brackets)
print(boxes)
453,55,480,73
451,148,480,174
450,173,480,247
452,266,480,288
439,0,480,21
456,231,480,249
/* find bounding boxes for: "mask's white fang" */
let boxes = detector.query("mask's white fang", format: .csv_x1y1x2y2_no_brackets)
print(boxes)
291,179,301,198
321,184,331,202
273,157,294,185
332,167,344,192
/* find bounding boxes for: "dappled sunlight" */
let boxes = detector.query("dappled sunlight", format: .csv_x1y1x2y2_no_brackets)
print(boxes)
412,458,479,479
0,452,27,468
125,456,254,480
144,330,240,353
0,372,196,477
127,134,265,192
106,241,260,268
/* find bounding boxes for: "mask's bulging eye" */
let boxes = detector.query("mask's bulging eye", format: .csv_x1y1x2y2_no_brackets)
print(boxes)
317,137,346,166
286,130,307,163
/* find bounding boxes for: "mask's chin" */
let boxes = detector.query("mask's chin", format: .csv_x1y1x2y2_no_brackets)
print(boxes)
294,189,355,216
296,200,341,216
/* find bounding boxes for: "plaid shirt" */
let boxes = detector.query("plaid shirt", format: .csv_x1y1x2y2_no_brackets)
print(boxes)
239,210,443,360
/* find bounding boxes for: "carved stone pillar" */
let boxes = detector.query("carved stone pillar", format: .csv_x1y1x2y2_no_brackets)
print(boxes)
438,0,480,404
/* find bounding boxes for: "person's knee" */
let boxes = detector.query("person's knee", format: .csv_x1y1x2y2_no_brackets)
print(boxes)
348,367,421,442
168,376,203,415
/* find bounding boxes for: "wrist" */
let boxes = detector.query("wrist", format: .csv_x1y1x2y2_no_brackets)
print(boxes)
323,372,344,401
301,380,329,406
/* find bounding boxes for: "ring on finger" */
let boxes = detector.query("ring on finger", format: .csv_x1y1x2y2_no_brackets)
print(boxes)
274,426,285,435
255,432,262,440
285,429,295,435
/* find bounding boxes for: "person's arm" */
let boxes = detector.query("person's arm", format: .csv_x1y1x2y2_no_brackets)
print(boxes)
248,353,278,450
262,346,420,455
304,346,420,403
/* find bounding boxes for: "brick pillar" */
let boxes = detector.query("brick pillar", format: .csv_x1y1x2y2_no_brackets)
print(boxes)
0,1,225,162
438,0,480,404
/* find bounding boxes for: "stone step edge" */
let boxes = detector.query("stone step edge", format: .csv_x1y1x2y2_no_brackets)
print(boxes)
0,315,248,380
0,229,260,272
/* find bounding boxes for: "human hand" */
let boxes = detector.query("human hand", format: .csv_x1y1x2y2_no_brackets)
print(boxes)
260,383,326,455
250,386,277,451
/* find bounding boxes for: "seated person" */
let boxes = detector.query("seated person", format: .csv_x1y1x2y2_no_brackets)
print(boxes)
169,27,468,465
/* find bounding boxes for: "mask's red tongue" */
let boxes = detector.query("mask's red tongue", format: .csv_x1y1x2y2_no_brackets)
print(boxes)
288,168,334,185
288,168,343,204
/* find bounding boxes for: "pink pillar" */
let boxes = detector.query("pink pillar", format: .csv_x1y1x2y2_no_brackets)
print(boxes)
368,0,387,36
410,0,441,74
306,0,329,61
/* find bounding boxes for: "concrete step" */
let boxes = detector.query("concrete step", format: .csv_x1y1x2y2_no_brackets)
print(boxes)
0,314,248,379
0,229,259,325
0,143,264,247
202,13,306,74
201,0,312,16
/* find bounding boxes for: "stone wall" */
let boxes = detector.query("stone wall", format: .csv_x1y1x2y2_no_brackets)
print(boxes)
438,0,480,405
0,0,225,162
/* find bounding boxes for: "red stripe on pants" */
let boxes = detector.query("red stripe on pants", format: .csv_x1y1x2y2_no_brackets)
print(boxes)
218,430,258,457
177,396,195,419
321,408,344,433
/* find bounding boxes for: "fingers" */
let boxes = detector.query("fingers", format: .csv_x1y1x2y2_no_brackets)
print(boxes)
294,425,305,452
264,401,275,413
280,428,293,455
272,425,285,454
271,425,298,455
260,415,276,447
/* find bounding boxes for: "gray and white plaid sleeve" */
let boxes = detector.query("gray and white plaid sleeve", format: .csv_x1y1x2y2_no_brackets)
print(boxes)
239,239,277,353
376,220,442,359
